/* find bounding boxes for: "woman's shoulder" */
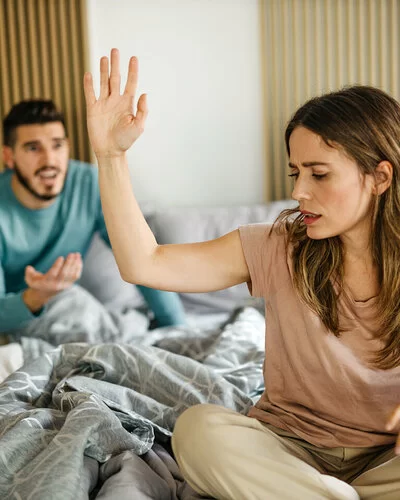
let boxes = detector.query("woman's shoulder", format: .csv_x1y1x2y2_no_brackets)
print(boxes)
239,222,289,247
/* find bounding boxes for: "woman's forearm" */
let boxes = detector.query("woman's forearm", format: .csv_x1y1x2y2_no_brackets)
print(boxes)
97,154,158,283
85,50,250,294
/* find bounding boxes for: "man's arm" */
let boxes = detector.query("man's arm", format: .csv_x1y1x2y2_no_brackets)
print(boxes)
0,263,42,334
0,254,83,334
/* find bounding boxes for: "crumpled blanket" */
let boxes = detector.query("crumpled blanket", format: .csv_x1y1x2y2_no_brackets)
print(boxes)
0,307,265,499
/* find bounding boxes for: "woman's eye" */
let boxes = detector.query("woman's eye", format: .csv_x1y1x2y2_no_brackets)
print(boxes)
288,172,327,180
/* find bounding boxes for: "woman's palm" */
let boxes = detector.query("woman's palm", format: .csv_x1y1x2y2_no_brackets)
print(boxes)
84,49,148,158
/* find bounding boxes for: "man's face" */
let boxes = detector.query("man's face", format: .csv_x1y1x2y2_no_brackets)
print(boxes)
5,122,69,208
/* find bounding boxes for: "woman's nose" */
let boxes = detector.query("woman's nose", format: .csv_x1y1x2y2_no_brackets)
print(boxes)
291,177,312,201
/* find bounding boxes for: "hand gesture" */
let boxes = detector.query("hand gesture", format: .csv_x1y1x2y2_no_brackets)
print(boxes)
25,253,83,297
83,48,148,159
386,405,400,454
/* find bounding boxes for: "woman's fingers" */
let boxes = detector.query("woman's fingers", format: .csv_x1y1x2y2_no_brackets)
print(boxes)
99,56,110,100
136,94,148,130
110,48,121,95
396,434,400,455
123,56,139,98
386,405,400,431
83,72,96,106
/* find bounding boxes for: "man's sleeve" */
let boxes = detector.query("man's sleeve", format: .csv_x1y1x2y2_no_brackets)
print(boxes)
0,263,39,334
136,286,186,327
96,209,111,247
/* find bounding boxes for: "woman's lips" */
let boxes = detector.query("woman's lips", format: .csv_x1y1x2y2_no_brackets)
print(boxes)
303,214,321,225
300,211,322,225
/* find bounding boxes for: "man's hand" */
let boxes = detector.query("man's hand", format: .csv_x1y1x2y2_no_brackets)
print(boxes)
386,405,400,454
23,253,83,313
83,48,148,159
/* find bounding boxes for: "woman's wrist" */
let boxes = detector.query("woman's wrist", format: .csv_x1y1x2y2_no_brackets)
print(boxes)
96,154,128,169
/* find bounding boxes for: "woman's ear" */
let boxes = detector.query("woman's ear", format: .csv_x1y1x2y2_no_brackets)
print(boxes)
2,146,15,169
373,161,393,195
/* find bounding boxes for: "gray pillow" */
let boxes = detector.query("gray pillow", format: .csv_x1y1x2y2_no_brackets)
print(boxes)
80,233,144,310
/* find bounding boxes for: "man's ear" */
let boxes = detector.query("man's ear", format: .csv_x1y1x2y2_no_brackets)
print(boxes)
2,146,15,169
373,161,393,195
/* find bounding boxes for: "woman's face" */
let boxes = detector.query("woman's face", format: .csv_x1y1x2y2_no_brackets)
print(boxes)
289,126,375,245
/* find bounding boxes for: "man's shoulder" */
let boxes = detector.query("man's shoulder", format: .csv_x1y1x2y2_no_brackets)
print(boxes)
0,169,12,187
65,160,99,193
0,170,13,209
67,159,97,179
64,160,100,209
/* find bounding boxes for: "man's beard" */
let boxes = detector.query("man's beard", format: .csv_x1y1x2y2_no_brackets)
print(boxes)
13,163,64,202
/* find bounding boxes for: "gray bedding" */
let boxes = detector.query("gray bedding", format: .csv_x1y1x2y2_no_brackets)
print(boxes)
0,306,265,499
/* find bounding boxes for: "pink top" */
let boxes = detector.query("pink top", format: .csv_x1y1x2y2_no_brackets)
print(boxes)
239,223,400,448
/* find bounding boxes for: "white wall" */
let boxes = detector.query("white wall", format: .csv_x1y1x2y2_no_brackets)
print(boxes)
86,0,266,207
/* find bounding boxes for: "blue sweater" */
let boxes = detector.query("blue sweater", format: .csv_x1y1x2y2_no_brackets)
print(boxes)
0,160,184,333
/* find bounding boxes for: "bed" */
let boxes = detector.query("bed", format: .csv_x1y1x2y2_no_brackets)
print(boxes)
0,199,295,499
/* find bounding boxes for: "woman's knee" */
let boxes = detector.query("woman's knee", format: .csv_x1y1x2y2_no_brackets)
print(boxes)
172,404,238,459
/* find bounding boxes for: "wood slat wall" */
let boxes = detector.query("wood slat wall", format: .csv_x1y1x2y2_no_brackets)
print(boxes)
0,0,91,171
262,0,400,200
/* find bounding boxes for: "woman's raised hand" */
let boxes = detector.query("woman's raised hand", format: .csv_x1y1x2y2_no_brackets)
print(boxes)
83,48,148,159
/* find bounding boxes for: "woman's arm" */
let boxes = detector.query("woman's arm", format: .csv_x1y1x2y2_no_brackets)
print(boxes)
84,49,249,293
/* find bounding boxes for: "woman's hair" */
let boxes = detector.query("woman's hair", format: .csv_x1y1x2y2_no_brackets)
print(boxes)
276,85,400,369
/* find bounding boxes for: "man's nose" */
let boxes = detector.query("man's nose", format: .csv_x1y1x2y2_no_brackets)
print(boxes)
42,148,56,165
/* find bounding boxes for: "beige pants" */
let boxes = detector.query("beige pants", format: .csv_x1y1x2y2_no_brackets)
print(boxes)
172,404,400,500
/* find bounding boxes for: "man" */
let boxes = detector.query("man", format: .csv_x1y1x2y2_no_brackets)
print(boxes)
0,99,185,346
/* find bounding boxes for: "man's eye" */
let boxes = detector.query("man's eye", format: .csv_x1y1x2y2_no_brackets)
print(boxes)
27,146,38,152
54,143,63,149
288,173,299,179
312,174,327,180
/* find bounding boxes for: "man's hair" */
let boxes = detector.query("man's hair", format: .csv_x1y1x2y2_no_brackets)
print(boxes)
3,99,67,147
275,85,400,369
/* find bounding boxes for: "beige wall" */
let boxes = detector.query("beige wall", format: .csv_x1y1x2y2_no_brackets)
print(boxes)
262,0,400,199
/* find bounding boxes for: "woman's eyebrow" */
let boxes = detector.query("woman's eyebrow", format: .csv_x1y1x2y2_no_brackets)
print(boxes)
288,161,332,168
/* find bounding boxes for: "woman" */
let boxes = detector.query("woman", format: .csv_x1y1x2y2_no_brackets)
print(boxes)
84,49,400,499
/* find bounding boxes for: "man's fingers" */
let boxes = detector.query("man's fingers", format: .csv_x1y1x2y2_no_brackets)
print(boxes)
386,406,400,431
110,48,121,95
123,56,139,97
58,253,81,283
25,266,42,286
46,256,65,279
83,72,96,106
25,265,37,276
74,254,83,280
99,56,110,100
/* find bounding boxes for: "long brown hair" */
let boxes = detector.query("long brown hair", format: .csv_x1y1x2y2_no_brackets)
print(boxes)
276,86,400,369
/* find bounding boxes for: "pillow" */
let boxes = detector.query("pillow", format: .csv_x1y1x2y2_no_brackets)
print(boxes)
79,233,145,310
